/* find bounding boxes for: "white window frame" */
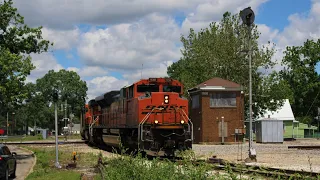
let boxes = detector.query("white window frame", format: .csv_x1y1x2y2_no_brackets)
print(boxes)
210,92,236,107
192,94,200,109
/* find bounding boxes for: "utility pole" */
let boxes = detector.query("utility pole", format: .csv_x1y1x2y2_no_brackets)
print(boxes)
53,89,61,168
69,113,74,136
12,112,15,135
240,7,257,162
221,116,225,144
318,108,320,133
6,112,8,136
65,100,67,127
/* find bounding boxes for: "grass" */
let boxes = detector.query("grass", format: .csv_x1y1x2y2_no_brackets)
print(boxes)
50,134,82,140
26,170,81,180
24,145,101,180
1,134,44,142
22,143,319,180
0,134,82,143
97,147,320,180
98,149,238,180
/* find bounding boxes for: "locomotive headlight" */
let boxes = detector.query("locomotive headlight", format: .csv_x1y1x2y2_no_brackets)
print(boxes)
181,120,185,124
164,95,169,104
155,120,159,124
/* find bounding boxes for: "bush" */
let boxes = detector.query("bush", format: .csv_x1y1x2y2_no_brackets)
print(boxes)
37,134,43,140
101,150,231,180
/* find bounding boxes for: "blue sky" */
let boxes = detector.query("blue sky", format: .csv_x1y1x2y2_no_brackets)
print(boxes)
11,0,320,99
256,0,311,30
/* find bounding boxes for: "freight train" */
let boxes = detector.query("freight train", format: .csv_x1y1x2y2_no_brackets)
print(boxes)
80,77,193,156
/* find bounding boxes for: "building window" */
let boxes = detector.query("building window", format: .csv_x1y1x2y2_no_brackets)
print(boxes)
192,94,199,109
210,93,236,107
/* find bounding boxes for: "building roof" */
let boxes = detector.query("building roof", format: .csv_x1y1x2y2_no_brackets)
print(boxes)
257,99,295,121
188,77,242,92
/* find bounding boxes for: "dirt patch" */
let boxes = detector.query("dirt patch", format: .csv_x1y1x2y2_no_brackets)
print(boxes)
193,139,320,173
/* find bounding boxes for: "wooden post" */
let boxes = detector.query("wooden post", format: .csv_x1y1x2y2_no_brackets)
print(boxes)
221,116,224,144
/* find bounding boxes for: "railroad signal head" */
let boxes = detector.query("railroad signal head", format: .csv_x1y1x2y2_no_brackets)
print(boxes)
240,7,255,26
52,89,59,102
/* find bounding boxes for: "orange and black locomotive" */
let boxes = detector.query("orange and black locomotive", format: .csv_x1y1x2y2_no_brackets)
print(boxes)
81,77,193,156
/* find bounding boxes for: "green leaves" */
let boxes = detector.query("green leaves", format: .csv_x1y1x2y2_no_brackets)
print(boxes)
280,39,320,123
167,12,292,119
14,69,88,130
0,0,52,117
36,69,88,115
0,0,51,54
0,48,35,108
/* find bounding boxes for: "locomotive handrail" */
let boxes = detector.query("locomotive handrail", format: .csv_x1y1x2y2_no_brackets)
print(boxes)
138,107,164,149
178,108,193,142
89,116,100,137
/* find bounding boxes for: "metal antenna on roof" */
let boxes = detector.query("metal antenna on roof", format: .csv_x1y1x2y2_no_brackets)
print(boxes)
141,64,143,79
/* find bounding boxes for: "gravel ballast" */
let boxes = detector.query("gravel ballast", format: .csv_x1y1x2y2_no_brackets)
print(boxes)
192,139,320,173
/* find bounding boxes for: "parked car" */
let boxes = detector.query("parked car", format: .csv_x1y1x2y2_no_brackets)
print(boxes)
0,144,16,179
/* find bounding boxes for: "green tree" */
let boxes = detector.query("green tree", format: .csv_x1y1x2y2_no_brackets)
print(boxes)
280,39,320,125
16,69,88,131
36,69,88,120
14,83,48,133
167,12,293,119
0,0,51,114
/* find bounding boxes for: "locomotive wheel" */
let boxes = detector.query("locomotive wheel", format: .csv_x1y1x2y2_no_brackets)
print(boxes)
94,129,103,145
84,130,89,141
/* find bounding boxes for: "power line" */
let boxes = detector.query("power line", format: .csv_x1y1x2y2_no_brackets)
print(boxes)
305,88,320,118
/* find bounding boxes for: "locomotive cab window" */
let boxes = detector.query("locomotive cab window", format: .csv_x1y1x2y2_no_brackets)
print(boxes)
163,85,181,93
120,88,126,98
137,84,159,92
128,85,134,98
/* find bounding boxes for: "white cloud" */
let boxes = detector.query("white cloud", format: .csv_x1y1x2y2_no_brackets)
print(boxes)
26,53,63,82
86,62,171,100
257,24,279,46
276,0,320,48
77,13,181,70
86,76,128,101
254,0,320,73
181,0,269,34
66,67,80,73
13,0,202,29
42,27,80,50
66,66,108,78
122,61,173,84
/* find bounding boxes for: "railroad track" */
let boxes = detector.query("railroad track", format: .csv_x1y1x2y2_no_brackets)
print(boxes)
165,156,319,179
2,140,86,145
72,142,320,179
200,157,319,179
288,145,320,150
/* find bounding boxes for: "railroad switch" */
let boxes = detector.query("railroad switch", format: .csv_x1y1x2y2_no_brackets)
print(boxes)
97,152,103,165
66,151,78,169
72,151,77,163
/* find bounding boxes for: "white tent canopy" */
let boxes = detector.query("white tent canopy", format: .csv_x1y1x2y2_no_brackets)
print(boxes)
257,99,295,121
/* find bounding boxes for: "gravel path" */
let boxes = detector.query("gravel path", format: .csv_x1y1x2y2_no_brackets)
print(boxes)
7,145,35,180
193,139,320,173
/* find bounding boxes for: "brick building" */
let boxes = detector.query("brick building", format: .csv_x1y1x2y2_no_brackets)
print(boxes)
188,77,245,144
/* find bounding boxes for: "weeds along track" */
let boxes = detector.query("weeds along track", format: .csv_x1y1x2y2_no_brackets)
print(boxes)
3,140,86,145
82,142,320,179
181,158,320,179
288,145,320,150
